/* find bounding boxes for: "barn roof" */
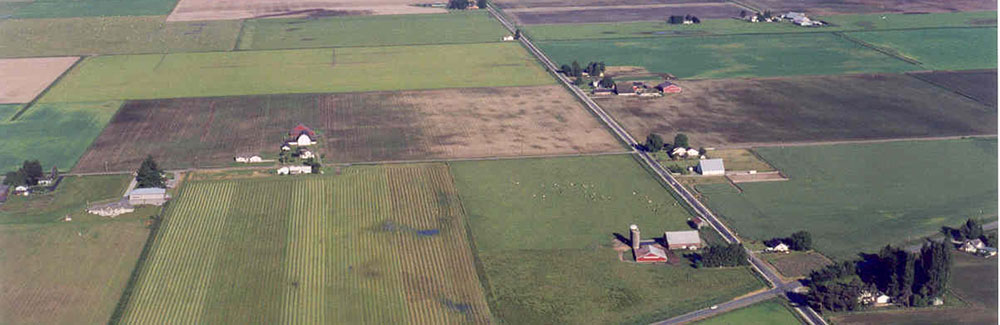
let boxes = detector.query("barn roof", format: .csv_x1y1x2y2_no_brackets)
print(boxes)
664,230,702,245
290,124,315,137
636,245,668,259
130,187,166,195
699,159,725,173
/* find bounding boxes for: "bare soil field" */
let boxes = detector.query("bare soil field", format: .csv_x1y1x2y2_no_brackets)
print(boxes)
742,0,996,15
0,57,77,104
166,0,445,21
73,86,622,172
509,3,743,24
495,0,721,9
910,69,998,107
600,73,997,148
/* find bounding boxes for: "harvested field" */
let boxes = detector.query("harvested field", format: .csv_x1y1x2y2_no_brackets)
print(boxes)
40,43,552,103
0,16,242,58
6,0,179,18
508,3,745,24
599,74,996,147
0,101,121,173
450,155,765,323
844,27,997,71
696,138,998,259
238,12,508,50
166,0,444,21
910,69,998,107
495,0,721,9
761,251,832,278
73,86,621,172
0,57,77,104
0,220,149,324
728,172,786,183
742,0,996,15
120,165,492,323
537,32,917,79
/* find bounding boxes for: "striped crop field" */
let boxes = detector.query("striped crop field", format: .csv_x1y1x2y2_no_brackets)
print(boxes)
119,164,491,324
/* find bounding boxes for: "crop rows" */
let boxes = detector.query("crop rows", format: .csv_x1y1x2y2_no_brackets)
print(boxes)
119,165,491,323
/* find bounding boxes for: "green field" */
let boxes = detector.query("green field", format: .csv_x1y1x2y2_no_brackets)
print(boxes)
4,0,178,18
0,16,241,58
695,299,800,325
0,219,149,324
524,11,997,41
40,43,552,102
0,104,20,121
121,165,492,323
0,101,121,172
846,27,998,70
697,138,998,259
537,33,917,79
238,12,509,50
450,155,764,323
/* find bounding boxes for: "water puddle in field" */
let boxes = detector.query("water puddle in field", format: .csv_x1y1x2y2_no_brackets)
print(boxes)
439,298,472,313
379,220,440,237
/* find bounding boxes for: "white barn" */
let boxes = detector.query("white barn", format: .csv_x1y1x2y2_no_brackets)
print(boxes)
698,159,725,176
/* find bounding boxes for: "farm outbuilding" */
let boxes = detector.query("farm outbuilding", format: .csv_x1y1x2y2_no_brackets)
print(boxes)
698,159,725,176
128,188,170,206
634,244,669,263
663,230,702,250
655,81,682,93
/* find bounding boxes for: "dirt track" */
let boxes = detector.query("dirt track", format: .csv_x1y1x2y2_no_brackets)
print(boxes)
0,57,78,104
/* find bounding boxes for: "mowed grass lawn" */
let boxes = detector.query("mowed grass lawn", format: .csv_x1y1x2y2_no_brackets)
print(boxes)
0,16,241,58
0,174,135,224
537,33,916,79
238,12,509,50
524,11,997,41
697,138,998,259
846,27,998,70
4,0,178,18
41,43,552,102
450,155,764,324
695,299,800,325
0,101,121,172
122,165,492,324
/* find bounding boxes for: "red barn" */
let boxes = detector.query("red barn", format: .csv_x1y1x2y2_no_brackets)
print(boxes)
655,81,682,94
634,244,669,263
289,124,315,137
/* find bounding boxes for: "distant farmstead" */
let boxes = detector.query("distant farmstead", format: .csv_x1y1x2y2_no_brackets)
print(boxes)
655,81,682,93
288,124,318,146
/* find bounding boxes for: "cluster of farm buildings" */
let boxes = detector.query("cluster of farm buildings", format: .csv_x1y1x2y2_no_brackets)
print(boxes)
621,224,704,264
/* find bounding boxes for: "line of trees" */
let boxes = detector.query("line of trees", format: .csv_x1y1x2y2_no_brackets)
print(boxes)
691,243,749,268
642,133,697,153
560,60,605,79
667,14,700,24
943,218,991,244
3,160,44,186
807,241,953,312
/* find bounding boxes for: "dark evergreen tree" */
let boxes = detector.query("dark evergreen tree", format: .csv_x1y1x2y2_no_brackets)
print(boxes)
788,231,812,251
960,218,983,240
673,133,689,149
447,0,469,9
21,160,43,185
916,241,952,299
136,155,165,188
476,0,487,8
570,61,582,78
645,133,664,152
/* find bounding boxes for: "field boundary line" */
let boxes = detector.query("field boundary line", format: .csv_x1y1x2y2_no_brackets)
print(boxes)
345,150,634,166
107,199,172,325
9,56,84,121
232,19,248,51
723,134,998,150
906,71,998,109
444,161,501,322
832,31,922,65
529,25,997,43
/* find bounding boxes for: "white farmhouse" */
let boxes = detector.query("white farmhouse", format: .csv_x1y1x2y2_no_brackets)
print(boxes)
292,133,316,146
686,148,699,157
698,159,725,176
671,147,687,157
248,155,263,163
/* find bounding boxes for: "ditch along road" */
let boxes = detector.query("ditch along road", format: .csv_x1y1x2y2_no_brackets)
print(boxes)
487,5,826,324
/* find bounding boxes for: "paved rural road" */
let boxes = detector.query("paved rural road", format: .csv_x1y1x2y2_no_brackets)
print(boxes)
488,6,827,324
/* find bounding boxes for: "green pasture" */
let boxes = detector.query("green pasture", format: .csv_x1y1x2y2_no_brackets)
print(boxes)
0,104,20,121
846,27,998,70
0,16,241,58
4,0,178,18
238,11,509,50
537,33,916,79
0,174,135,224
451,155,764,323
41,43,552,102
122,165,491,323
695,299,800,325
697,138,998,259
0,101,120,173
524,11,997,41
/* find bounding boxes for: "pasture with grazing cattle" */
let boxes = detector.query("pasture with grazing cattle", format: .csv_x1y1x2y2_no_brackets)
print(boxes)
696,138,998,259
120,165,491,324
450,155,764,323
72,85,621,172
600,73,996,147
40,43,552,102
537,33,917,79
0,16,242,58
238,12,508,50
